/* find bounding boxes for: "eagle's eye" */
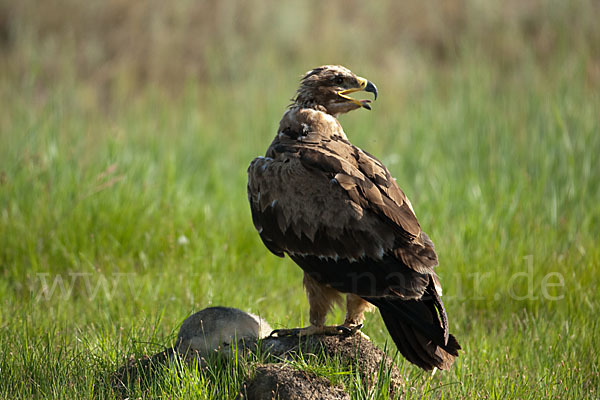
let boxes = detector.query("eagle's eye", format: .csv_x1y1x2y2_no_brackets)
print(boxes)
334,76,344,85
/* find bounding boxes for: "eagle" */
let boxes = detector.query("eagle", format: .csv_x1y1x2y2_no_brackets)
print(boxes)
247,65,460,370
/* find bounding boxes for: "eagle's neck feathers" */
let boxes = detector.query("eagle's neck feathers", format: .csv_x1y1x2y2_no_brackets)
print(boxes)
291,94,328,114
276,107,348,144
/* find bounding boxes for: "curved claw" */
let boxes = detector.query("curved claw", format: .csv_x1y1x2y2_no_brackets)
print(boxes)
336,323,363,336
269,328,299,338
336,325,352,335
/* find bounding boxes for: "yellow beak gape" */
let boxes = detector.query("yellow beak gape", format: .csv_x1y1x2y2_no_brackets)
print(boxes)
337,76,378,108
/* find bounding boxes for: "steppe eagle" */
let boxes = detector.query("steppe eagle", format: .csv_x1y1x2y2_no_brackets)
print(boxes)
247,65,460,370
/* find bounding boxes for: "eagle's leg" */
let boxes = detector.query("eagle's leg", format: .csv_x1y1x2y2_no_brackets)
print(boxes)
270,324,349,338
270,273,351,338
342,294,375,340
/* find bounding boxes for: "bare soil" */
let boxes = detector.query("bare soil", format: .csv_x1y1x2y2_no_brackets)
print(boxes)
238,363,350,400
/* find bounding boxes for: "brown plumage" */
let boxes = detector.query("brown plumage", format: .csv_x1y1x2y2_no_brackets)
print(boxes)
247,65,460,370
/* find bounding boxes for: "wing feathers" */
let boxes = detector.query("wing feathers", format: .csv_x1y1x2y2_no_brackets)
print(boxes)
297,145,423,240
248,137,435,271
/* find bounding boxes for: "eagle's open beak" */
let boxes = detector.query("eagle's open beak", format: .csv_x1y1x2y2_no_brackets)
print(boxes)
338,76,378,110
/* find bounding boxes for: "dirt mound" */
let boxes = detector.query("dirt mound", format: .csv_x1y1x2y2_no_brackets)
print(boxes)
249,334,404,389
113,334,404,398
238,363,349,400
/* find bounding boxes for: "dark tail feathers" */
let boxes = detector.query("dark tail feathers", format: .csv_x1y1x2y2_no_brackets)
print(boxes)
367,297,461,371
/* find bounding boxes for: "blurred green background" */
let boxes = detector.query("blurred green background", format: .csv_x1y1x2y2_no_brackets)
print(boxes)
0,0,599,398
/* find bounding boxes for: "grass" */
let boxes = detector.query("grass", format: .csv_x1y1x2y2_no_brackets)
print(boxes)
1,1,600,398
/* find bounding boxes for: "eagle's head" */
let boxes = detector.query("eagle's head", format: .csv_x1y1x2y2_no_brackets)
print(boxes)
293,65,378,117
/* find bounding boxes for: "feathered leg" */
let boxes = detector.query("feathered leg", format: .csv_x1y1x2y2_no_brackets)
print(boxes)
344,293,375,326
341,293,375,339
271,273,362,337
